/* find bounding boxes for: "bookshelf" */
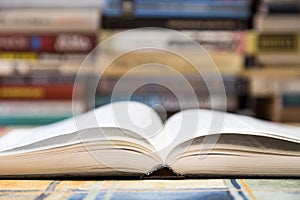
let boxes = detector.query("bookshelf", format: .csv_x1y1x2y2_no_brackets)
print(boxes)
0,0,299,125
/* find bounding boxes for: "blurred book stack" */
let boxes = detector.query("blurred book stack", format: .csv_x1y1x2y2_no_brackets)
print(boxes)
244,0,300,123
103,0,252,30
0,2,101,125
2,0,297,126
97,0,253,118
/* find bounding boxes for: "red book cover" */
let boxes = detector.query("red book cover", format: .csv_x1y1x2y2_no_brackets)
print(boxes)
0,33,97,53
0,84,82,100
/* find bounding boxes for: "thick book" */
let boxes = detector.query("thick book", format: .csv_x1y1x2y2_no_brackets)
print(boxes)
0,9,100,32
260,0,300,14
254,96,300,123
97,75,246,96
0,0,103,8
245,32,300,65
0,60,94,76
243,68,300,97
101,51,244,76
95,94,238,112
0,52,89,61
103,17,249,30
0,100,86,125
0,101,299,178
0,84,80,100
0,33,97,53
103,0,251,19
0,100,85,116
282,94,300,107
254,14,300,33
101,30,246,53
0,74,77,85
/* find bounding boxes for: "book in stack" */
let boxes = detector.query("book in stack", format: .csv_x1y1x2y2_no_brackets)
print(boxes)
0,3,101,125
244,0,300,123
103,0,252,30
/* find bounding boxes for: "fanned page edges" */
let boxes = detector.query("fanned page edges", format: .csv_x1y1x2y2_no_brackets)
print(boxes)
0,127,162,176
1,130,300,177
166,134,300,176
167,133,300,164
0,127,155,155
143,133,300,178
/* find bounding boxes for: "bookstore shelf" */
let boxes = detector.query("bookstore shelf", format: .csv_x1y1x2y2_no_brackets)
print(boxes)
0,0,298,125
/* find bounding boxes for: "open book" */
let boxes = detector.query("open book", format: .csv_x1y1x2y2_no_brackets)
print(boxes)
0,101,300,178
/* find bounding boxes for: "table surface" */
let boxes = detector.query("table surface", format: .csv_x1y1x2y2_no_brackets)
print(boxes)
0,179,300,200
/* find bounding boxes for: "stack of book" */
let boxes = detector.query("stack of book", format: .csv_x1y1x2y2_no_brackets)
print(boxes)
96,0,253,118
103,0,252,30
244,0,300,123
0,3,101,125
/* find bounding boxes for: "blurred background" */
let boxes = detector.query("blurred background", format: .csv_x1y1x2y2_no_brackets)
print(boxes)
0,0,299,126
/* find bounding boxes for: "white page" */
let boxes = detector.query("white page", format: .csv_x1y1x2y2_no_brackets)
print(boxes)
0,101,163,152
154,109,300,160
167,109,300,142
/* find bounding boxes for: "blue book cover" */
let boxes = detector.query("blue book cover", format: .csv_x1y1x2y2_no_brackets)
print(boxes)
264,2,300,14
104,0,251,19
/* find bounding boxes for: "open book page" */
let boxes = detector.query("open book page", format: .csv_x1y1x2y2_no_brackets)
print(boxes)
154,109,300,161
0,101,163,153
0,127,162,176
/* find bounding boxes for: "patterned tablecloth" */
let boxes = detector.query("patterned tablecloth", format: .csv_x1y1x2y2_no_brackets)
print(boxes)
0,179,300,200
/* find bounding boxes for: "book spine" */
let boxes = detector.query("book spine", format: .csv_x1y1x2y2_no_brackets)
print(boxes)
249,78,275,97
98,75,245,95
103,17,249,30
169,32,246,53
0,33,97,53
260,2,300,14
0,100,85,116
105,8,250,19
101,30,246,53
107,0,250,3
0,52,89,61
0,9,100,32
0,84,80,100
261,95,300,122
0,115,71,125
254,97,281,122
249,78,300,97
246,32,300,65
280,108,300,122
246,32,300,54
0,52,94,74
135,0,250,6
257,54,300,66
257,34,299,52
254,14,300,33
104,0,251,19
0,60,95,76
0,74,77,85
0,0,103,8
101,51,243,76
95,94,238,111
281,94,300,107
